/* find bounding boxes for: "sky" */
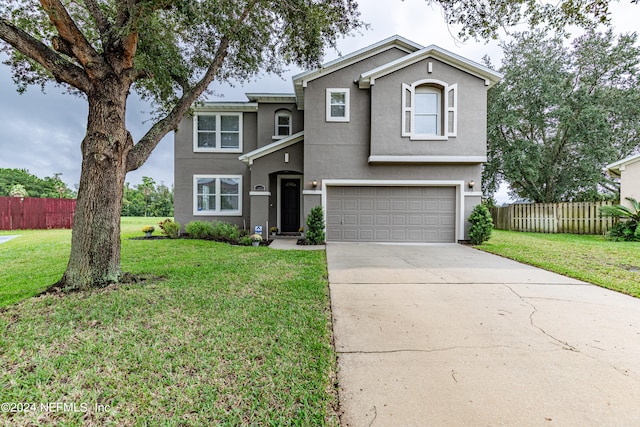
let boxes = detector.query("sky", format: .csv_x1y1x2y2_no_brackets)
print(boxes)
0,0,637,202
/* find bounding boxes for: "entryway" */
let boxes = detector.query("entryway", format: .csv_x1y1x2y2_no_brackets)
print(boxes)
279,176,301,233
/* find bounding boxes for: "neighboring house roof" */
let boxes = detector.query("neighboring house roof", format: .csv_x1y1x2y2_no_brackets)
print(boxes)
238,131,304,165
606,153,640,176
358,44,503,89
292,35,423,109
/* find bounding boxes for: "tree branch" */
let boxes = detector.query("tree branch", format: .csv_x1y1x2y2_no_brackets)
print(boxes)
126,36,231,172
82,0,110,40
39,0,103,78
126,0,262,171
0,18,91,92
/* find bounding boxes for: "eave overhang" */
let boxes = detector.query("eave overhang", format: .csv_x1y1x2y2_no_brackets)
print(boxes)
239,131,304,165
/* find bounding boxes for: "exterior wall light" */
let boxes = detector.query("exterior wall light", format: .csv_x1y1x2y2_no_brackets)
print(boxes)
468,180,475,189
312,180,318,188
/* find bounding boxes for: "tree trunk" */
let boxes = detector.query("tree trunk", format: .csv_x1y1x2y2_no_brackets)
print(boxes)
57,80,132,291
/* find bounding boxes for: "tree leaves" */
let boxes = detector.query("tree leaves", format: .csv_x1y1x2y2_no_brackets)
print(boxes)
485,29,640,203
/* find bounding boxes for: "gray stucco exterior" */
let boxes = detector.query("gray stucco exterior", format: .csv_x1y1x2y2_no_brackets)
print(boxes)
173,36,501,242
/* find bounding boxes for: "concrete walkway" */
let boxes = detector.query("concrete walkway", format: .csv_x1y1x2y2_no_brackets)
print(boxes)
327,242,640,426
269,237,325,250
0,235,19,244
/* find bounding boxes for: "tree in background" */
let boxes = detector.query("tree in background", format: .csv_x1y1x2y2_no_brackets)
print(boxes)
0,0,627,290
0,168,75,198
122,177,173,217
484,29,640,203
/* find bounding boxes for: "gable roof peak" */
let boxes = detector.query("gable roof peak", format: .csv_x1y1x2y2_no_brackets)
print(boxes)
292,35,423,108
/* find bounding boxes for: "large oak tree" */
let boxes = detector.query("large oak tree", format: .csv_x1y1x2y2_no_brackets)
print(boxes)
0,0,628,290
484,29,640,203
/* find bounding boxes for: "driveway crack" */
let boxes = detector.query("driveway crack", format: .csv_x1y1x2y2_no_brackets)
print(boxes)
504,284,579,352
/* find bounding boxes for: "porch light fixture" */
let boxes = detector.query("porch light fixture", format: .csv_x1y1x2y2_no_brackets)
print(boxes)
312,180,318,188
468,180,475,189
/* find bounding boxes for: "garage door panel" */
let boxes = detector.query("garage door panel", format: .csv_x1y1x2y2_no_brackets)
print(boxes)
327,186,456,243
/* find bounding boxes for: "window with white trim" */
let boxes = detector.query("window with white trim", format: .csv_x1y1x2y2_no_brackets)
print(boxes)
274,110,292,138
193,113,242,152
402,80,457,140
194,175,242,215
326,88,350,122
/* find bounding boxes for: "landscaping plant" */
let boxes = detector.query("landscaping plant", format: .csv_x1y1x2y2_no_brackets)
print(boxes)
185,221,215,240
306,206,325,245
158,218,181,239
600,197,640,241
468,203,494,245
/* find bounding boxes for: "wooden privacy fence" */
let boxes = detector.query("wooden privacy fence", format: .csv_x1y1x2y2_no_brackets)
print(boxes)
490,201,615,234
0,197,76,230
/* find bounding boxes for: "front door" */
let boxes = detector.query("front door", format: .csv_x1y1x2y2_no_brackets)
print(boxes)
281,178,300,232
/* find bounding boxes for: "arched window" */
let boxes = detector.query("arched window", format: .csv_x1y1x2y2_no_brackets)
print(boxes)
402,79,457,140
275,110,292,138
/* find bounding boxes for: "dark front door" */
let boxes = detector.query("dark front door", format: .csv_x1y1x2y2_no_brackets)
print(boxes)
281,178,300,232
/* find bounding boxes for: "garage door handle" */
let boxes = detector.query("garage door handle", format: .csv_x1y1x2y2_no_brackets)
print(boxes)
341,216,344,225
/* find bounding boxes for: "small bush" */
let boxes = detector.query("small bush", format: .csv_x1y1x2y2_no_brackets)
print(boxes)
468,203,493,245
159,218,181,239
306,205,325,245
606,221,639,242
601,197,640,242
185,221,215,239
212,221,241,242
239,236,252,246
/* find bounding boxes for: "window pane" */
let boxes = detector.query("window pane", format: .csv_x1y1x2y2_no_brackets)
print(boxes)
415,115,438,134
198,195,216,211
331,105,345,118
220,133,239,148
198,132,216,148
278,116,290,126
330,92,345,105
220,195,239,211
197,178,216,211
220,178,239,195
277,126,290,136
220,115,239,131
415,93,438,114
198,115,216,131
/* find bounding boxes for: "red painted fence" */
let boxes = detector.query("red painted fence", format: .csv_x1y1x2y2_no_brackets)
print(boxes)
0,197,76,230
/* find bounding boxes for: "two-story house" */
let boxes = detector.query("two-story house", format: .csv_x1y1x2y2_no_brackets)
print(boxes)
174,35,502,242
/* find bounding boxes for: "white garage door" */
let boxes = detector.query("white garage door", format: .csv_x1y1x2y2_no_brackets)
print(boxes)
326,186,456,242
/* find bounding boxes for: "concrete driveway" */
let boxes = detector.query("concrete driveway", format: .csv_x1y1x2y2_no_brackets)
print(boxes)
327,243,640,426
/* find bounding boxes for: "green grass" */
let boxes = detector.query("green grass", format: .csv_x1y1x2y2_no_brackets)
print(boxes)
0,218,337,426
478,230,640,297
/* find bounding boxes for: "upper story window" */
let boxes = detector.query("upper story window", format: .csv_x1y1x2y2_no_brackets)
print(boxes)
326,88,350,122
402,79,457,140
193,113,242,152
193,175,242,216
274,110,292,138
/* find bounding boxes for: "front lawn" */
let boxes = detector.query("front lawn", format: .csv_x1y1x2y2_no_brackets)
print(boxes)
0,218,337,425
478,230,640,297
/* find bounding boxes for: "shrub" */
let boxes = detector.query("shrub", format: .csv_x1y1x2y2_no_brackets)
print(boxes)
212,221,241,243
185,220,215,239
468,203,493,245
600,197,640,242
158,218,181,239
306,205,325,245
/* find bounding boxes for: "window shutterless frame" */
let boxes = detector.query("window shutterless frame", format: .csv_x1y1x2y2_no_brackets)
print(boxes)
193,175,242,216
326,88,350,122
193,113,243,152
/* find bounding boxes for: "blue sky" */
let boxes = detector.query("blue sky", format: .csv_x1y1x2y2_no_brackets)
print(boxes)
0,0,636,202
